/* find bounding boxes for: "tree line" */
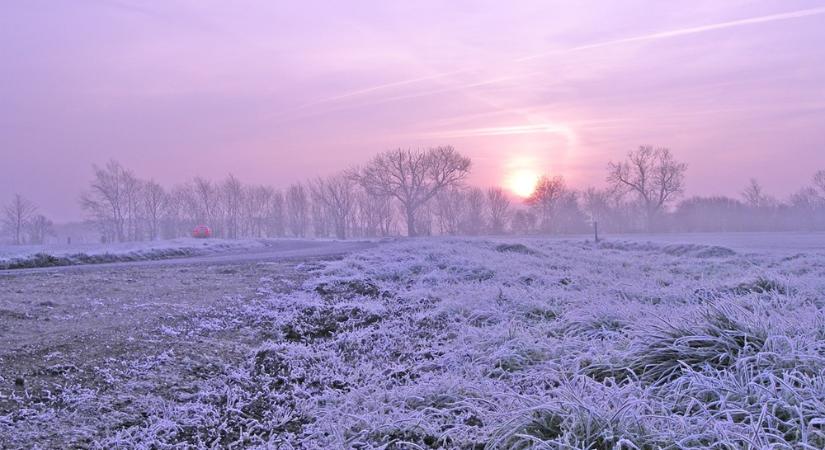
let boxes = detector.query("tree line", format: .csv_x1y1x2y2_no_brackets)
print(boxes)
4,145,825,244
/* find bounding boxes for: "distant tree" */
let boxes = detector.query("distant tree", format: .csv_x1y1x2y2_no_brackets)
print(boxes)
554,191,587,233
122,171,143,241
486,187,511,234
511,210,537,235
26,214,55,244
193,177,219,232
169,184,200,237
220,174,244,239
267,189,287,237
582,187,609,226
525,175,567,233
414,200,435,236
674,196,748,232
433,188,465,235
285,183,309,237
741,178,773,209
81,161,137,242
309,184,330,238
241,185,273,237
354,146,471,236
460,187,485,235
142,180,168,240
607,146,687,230
3,194,37,245
355,190,394,237
787,187,822,230
310,173,357,240
813,170,825,198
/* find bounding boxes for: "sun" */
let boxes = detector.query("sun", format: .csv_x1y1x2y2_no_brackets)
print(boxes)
506,169,540,198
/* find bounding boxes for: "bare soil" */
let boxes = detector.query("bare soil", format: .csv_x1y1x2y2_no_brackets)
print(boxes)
0,258,313,448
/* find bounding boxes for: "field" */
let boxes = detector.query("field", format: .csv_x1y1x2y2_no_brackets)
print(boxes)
1,234,825,449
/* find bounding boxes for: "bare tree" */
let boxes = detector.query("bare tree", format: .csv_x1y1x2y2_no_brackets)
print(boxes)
788,187,821,230
460,187,485,235
310,173,357,239
221,174,244,239
511,209,537,235
582,187,609,225
143,180,168,241
607,146,687,229
525,175,567,233
122,171,143,241
355,146,471,236
192,177,219,234
169,184,200,237
267,189,286,237
741,178,773,209
433,187,465,235
242,185,273,237
26,214,55,244
285,183,309,237
81,161,134,242
3,194,38,245
486,187,511,234
355,190,394,237
813,170,825,198
674,196,749,232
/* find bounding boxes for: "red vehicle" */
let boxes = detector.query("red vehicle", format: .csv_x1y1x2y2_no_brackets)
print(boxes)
192,225,212,239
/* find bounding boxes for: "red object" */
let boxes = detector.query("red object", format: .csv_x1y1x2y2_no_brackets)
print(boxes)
192,225,212,238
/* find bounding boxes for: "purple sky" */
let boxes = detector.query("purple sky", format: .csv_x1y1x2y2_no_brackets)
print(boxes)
2,0,825,221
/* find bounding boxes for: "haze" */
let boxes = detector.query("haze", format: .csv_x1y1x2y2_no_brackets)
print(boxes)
2,0,825,221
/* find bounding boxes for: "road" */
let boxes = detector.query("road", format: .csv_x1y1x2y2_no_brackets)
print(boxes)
0,239,378,275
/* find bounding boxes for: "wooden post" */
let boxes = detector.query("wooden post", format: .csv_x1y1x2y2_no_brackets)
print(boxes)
594,220,599,243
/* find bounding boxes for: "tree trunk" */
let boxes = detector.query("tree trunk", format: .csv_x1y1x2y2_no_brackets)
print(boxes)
405,206,416,237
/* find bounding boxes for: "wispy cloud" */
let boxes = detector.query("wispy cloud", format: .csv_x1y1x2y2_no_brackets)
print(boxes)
298,6,825,118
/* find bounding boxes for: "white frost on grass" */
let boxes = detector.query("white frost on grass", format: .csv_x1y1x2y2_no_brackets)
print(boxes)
3,237,825,448
0,238,271,269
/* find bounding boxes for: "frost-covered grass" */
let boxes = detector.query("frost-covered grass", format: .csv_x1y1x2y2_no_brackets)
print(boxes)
3,237,825,448
0,238,283,269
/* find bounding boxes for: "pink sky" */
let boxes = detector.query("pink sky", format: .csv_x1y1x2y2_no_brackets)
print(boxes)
2,0,825,221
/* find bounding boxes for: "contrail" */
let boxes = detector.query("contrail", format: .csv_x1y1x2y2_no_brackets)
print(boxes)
292,72,538,119
299,69,474,108
420,123,576,139
517,6,825,61
297,6,825,116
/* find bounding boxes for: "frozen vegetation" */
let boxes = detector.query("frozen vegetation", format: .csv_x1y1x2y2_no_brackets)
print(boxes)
2,236,825,448
0,238,289,270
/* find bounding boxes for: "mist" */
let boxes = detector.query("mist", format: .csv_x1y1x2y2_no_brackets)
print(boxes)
3,1,825,223
5,2,825,449
5,147,825,245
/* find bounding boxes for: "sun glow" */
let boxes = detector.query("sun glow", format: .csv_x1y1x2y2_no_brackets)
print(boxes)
506,169,540,198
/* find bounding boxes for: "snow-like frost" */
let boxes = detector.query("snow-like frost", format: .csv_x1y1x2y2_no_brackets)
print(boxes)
0,238,272,269
3,236,825,448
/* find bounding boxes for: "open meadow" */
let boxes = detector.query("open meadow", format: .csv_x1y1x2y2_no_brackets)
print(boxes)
2,234,824,449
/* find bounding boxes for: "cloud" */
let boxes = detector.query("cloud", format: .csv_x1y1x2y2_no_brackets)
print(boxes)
297,6,825,118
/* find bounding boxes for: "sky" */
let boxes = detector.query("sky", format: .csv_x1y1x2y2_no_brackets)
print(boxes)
1,0,825,221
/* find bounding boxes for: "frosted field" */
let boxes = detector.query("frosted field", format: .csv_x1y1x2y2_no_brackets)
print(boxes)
0,238,290,269
2,235,825,448
607,232,825,254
